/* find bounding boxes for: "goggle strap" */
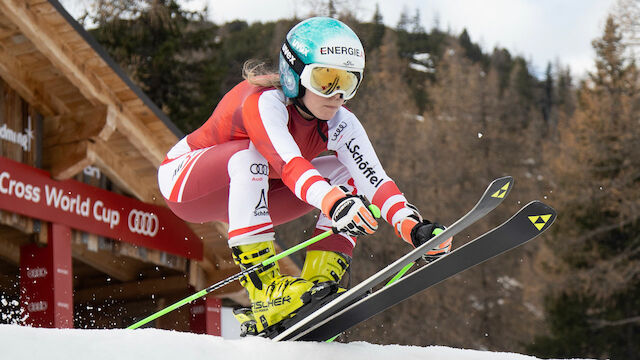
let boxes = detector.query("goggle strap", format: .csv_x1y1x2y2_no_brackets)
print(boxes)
281,39,306,76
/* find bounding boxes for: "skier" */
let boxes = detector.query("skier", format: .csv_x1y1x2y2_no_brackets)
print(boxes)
157,17,452,334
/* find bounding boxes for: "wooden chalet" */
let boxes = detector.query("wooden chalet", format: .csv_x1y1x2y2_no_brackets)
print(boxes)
0,0,298,332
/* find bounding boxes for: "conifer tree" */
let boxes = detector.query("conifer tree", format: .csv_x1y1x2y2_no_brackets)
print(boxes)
541,63,553,125
411,8,426,34
531,16,640,359
84,0,220,132
367,3,385,50
414,38,547,349
459,29,484,63
396,7,411,33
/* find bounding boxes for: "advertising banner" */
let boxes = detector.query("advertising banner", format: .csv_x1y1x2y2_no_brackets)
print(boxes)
0,156,202,259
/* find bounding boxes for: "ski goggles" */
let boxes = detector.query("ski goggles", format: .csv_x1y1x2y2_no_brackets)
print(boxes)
300,64,363,100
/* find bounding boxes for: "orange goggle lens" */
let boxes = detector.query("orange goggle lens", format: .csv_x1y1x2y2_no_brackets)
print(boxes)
308,67,361,98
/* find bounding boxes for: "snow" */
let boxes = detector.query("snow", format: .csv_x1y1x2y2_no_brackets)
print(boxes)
409,51,436,73
408,62,428,72
497,276,523,290
409,62,435,73
412,53,432,63
0,324,587,360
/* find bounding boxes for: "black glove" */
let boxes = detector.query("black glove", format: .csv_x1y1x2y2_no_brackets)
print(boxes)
410,220,444,247
410,220,452,262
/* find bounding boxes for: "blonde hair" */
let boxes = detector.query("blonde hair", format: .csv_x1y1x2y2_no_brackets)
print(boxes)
242,60,281,88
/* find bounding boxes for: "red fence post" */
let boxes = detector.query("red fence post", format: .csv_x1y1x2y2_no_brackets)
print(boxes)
20,223,73,328
190,296,221,336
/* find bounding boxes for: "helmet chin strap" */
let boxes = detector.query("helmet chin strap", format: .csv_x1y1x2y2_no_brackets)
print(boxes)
292,87,342,122
293,97,318,120
292,94,329,142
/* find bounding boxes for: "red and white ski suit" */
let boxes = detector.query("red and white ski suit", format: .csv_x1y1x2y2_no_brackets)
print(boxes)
157,80,415,256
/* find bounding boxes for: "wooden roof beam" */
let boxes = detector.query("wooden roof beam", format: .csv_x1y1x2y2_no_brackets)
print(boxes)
43,105,116,149
74,275,190,303
71,243,142,282
0,0,166,166
0,0,107,106
0,221,39,266
45,140,92,181
0,39,67,116
88,137,158,202
43,105,116,181
0,237,20,266
43,107,158,202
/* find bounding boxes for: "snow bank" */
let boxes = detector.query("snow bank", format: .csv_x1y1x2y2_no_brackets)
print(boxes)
0,324,582,360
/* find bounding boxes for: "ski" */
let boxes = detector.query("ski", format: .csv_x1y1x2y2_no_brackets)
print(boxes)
287,200,557,342
270,176,514,341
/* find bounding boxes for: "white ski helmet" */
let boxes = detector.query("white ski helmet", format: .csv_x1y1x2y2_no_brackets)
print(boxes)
279,17,365,100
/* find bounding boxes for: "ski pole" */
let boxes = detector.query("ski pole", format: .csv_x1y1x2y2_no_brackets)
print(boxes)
382,228,445,287
324,261,413,343
325,228,444,342
127,204,382,330
127,229,334,330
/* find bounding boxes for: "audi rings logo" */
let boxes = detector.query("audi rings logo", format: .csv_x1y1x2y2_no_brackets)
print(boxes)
27,267,48,279
27,301,48,312
128,209,159,237
191,305,205,315
250,163,268,175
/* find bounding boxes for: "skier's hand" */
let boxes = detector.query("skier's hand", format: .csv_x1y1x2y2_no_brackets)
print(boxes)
411,220,452,262
321,186,378,236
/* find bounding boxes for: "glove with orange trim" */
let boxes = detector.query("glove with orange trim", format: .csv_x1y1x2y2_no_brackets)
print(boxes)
321,186,378,236
411,220,452,263
394,204,452,263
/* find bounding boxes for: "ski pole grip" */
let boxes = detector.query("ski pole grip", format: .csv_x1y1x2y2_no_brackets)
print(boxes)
368,204,381,219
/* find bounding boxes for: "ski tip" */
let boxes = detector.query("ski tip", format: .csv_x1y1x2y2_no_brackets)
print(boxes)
486,176,514,201
495,175,514,182
522,200,557,233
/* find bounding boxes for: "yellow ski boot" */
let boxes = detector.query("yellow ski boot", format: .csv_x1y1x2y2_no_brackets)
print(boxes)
301,250,351,289
231,241,315,334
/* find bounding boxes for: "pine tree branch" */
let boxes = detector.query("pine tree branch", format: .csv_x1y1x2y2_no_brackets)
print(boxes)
574,216,639,244
589,315,640,329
